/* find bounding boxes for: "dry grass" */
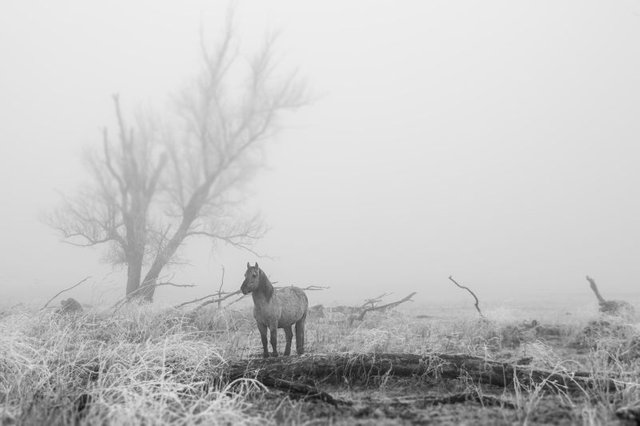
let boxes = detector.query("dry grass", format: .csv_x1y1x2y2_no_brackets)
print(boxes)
0,301,639,425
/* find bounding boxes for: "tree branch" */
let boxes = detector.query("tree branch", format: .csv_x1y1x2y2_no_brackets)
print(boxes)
113,281,196,312
41,276,91,310
351,292,417,323
448,276,485,319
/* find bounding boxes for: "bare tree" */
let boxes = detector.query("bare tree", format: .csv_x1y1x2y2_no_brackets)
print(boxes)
50,14,307,301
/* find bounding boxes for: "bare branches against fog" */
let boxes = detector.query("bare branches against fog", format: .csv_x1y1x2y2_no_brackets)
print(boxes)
48,9,309,301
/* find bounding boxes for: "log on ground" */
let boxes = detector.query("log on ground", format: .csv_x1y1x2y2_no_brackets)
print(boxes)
223,352,619,395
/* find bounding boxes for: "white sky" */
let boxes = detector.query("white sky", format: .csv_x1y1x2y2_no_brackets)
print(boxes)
1,0,640,308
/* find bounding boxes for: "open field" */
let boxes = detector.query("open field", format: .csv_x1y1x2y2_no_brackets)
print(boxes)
1,298,639,425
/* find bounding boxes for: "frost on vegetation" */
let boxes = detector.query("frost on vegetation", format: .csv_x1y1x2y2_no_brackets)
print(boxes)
2,301,640,424
0,306,266,425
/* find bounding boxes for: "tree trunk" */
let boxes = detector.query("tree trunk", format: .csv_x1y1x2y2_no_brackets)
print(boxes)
140,226,190,302
220,352,617,395
139,191,209,302
125,258,143,296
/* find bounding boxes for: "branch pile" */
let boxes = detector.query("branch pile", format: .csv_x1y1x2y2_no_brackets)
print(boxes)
223,352,621,397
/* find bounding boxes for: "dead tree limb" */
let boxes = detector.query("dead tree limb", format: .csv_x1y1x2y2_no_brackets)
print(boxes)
448,276,485,319
174,293,223,309
586,275,606,304
391,393,515,409
351,292,416,323
293,285,330,291
195,290,243,310
112,282,196,312
217,266,225,309
586,275,635,315
175,284,329,310
41,276,91,310
196,285,326,310
258,376,346,405
222,293,249,308
360,292,392,309
222,352,621,395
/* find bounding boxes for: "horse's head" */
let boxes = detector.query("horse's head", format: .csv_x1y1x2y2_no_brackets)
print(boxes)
241,262,261,294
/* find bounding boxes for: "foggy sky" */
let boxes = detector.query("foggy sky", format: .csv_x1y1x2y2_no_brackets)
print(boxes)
1,1,640,308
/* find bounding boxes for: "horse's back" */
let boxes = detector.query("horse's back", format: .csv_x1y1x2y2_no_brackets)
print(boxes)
276,286,308,326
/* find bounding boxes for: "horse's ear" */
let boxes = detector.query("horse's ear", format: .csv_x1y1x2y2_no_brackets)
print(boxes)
246,262,250,269
255,262,259,269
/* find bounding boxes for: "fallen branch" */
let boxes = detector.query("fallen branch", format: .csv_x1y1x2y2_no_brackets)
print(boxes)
259,376,346,405
41,276,91,310
351,292,416,323
586,275,635,315
175,284,329,310
293,285,330,291
196,285,327,310
223,293,249,308
174,293,222,309
391,392,515,409
430,393,515,408
195,290,243,310
448,276,485,319
222,352,621,395
113,282,196,312
361,292,392,309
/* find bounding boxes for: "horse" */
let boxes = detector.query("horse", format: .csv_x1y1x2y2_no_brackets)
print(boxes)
241,262,308,358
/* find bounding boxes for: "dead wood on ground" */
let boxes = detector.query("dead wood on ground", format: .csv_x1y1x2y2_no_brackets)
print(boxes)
112,282,196,312
448,276,485,319
223,352,620,395
361,293,392,309
389,392,516,409
586,275,635,316
258,376,347,405
349,292,417,324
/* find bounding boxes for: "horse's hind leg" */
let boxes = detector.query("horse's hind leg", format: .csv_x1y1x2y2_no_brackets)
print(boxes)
283,326,293,356
295,317,306,355
269,323,279,357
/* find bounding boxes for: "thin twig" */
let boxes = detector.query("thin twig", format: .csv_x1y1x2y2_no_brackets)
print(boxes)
41,276,91,310
217,266,226,308
448,276,485,319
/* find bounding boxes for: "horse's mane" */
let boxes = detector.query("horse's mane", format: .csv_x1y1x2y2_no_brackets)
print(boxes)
259,268,274,301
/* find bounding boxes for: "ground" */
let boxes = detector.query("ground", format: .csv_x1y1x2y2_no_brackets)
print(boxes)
0,298,639,425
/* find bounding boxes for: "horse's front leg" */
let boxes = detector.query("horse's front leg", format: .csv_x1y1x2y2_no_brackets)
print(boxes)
283,326,293,356
269,323,279,357
295,317,305,355
257,322,269,358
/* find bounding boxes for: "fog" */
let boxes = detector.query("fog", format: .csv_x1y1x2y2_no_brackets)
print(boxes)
1,1,640,308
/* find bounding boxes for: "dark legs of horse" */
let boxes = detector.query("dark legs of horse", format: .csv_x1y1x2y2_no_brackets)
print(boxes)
295,317,305,355
283,326,293,356
257,322,269,358
270,327,278,357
